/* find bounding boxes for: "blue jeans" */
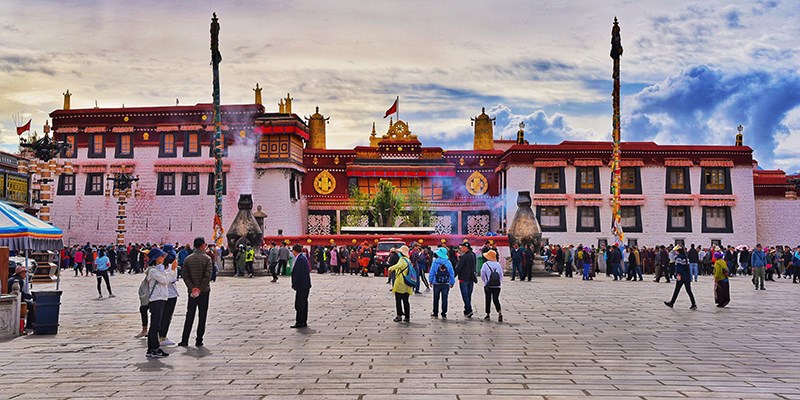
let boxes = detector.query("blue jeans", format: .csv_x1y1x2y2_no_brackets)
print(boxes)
689,263,699,281
613,263,623,279
432,284,450,316
511,263,523,280
582,264,591,280
459,280,474,315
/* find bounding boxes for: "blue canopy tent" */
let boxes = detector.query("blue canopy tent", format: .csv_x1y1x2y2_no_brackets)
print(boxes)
0,200,63,290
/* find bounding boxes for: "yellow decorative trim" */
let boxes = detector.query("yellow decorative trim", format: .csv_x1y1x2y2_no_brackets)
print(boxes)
201,115,208,121
123,116,129,122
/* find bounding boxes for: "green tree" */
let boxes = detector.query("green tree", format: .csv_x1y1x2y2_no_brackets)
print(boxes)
369,179,404,227
403,183,434,227
343,185,370,227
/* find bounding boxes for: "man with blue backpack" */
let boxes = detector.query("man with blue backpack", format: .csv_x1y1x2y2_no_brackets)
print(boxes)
429,247,455,319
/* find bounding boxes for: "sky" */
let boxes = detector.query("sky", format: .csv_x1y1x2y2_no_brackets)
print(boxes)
1,0,799,172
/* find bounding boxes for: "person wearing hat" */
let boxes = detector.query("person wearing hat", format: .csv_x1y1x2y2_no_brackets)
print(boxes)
712,250,730,307
664,245,697,310
158,244,179,346
454,242,477,318
428,247,455,319
480,249,504,322
7,265,35,331
144,247,176,358
388,245,414,322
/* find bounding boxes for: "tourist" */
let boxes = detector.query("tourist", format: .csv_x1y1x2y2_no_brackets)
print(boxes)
415,245,430,292
480,249,503,322
783,246,794,280
555,245,565,277
206,244,219,282
626,246,642,281
94,249,115,299
7,265,34,332
523,244,534,281
278,242,290,277
359,243,372,277
244,244,255,278
454,242,477,318
107,246,117,276
664,245,697,310
713,250,730,307
725,246,737,277
510,243,523,281
792,246,800,284
234,244,246,277
429,246,455,319
73,246,85,276
159,244,179,346
267,242,279,282
688,244,700,282
290,244,312,328
178,237,214,347
134,249,152,339
329,246,339,274
564,244,574,278
738,246,750,275
339,246,349,275
144,247,174,358
388,245,414,322
750,244,767,291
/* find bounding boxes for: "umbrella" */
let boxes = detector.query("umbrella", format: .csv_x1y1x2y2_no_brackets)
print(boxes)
0,200,63,289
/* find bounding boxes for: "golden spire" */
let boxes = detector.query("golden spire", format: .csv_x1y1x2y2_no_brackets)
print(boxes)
63,90,71,110
471,107,495,150
254,83,262,105
278,99,285,113
306,106,329,150
284,93,293,114
369,122,379,147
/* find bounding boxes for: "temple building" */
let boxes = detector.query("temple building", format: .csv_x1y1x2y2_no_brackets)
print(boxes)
47,89,799,248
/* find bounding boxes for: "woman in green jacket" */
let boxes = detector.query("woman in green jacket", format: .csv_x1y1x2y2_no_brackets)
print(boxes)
388,245,414,322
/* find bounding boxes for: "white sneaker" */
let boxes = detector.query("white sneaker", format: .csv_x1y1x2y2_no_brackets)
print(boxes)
160,338,175,346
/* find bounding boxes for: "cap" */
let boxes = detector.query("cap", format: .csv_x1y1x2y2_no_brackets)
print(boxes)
483,249,497,261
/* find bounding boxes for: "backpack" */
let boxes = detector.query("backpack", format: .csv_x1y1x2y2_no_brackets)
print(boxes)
435,265,450,285
138,273,156,306
487,262,501,287
401,258,418,287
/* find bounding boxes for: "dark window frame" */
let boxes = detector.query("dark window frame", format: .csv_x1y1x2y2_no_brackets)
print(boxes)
88,133,106,158
665,167,691,194
536,205,567,232
183,132,202,157
575,166,600,194
701,206,733,233
620,167,642,194
576,206,601,232
115,133,134,158
535,167,566,194
157,172,176,196
666,206,692,233
57,174,76,195
159,132,177,158
700,167,732,195
618,205,643,232
289,173,300,202
181,173,200,195
84,173,104,195
207,173,227,195
61,134,77,158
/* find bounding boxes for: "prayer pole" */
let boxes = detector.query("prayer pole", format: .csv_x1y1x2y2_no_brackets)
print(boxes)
211,13,225,247
610,17,625,246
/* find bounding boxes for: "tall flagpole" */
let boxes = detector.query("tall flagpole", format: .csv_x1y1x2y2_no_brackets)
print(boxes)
211,13,225,247
610,17,625,246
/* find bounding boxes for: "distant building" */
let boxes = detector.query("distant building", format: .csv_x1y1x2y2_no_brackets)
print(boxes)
49,90,799,248
0,151,31,210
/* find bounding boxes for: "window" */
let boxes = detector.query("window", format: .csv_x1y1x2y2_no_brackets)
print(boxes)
667,206,692,232
536,206,566,232
666,167,691,194
61,134,77,158
57,174,75,195
619,167,641,194
85,173,104,195
184,132,201,157
576,167,600,194
115,134,133,158
702,206,732,233
159,133,176,158
259,135,290,160
535,167,565,194
289,173,300,201
181,173,200,195
701,167,732,194
627,238,638,248
619,206,642,232
357,178,444,200
674,238,685,247
576,206,600,232
208,133,228,157
157,173,176,195
89,133,105,158
207,173,227,195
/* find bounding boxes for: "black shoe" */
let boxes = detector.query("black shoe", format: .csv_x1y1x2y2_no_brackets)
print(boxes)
466,312,473,319
195,340,204,347
290,324,306,329
484,315,490,320
498,314,503,322
664,301,673,308
441,315,447,320
689,304,697,310
403,318,409,322
393,316,403,322
177,341,188,347
146,349,169,358
760,287,766,290
430,313,438,318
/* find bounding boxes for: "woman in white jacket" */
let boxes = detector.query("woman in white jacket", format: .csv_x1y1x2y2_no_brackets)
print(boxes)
480,250,504,322
145,248,176,358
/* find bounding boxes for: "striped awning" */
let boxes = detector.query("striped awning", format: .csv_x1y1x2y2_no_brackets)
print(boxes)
574,159,604,167
665,159,694,167
156,125,180,132
85,126,107,133
700,159,734,167
0,200,63,251
111,126,134,133
533,160,568,168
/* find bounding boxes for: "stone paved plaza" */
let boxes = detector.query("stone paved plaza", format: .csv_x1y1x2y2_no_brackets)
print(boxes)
2,270,800,400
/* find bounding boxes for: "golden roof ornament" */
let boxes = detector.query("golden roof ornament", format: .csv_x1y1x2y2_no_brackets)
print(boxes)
471,107,496,150
254,83,262,105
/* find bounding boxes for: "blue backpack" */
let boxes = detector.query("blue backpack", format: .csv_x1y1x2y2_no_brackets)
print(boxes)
435,264,450,284
401,257,418,287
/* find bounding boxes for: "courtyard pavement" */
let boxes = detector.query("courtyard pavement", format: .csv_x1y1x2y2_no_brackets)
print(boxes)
2,269,800,399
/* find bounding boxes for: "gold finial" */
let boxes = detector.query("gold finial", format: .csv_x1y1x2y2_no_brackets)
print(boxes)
471,107,495,150
516,121,525,144
306,106,329,150
254,83,262,105
94,100,98,109
371,122,376,135
278,99,285,113
63,90,71,110
735,125,744,146
284,93,293,114
43,120,50,134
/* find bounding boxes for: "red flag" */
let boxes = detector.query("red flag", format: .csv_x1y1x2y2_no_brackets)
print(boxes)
383,97,398,118
16,119,31,136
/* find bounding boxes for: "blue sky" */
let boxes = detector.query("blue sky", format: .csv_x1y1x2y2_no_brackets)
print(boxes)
1,0,799,172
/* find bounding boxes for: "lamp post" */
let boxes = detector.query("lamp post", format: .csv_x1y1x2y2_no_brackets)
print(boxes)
106,171,140,246
18,122,72,224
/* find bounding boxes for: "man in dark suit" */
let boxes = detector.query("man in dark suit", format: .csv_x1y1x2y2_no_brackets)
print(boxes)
291,244,312,328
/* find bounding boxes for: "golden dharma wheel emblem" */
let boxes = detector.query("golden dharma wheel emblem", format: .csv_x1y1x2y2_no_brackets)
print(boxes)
201,115,208,121
123,116,129,122
143,132,150,140
313,169,336,195
466,171,488,196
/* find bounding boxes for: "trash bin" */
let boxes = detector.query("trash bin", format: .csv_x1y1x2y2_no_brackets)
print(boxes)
32,290,62,335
